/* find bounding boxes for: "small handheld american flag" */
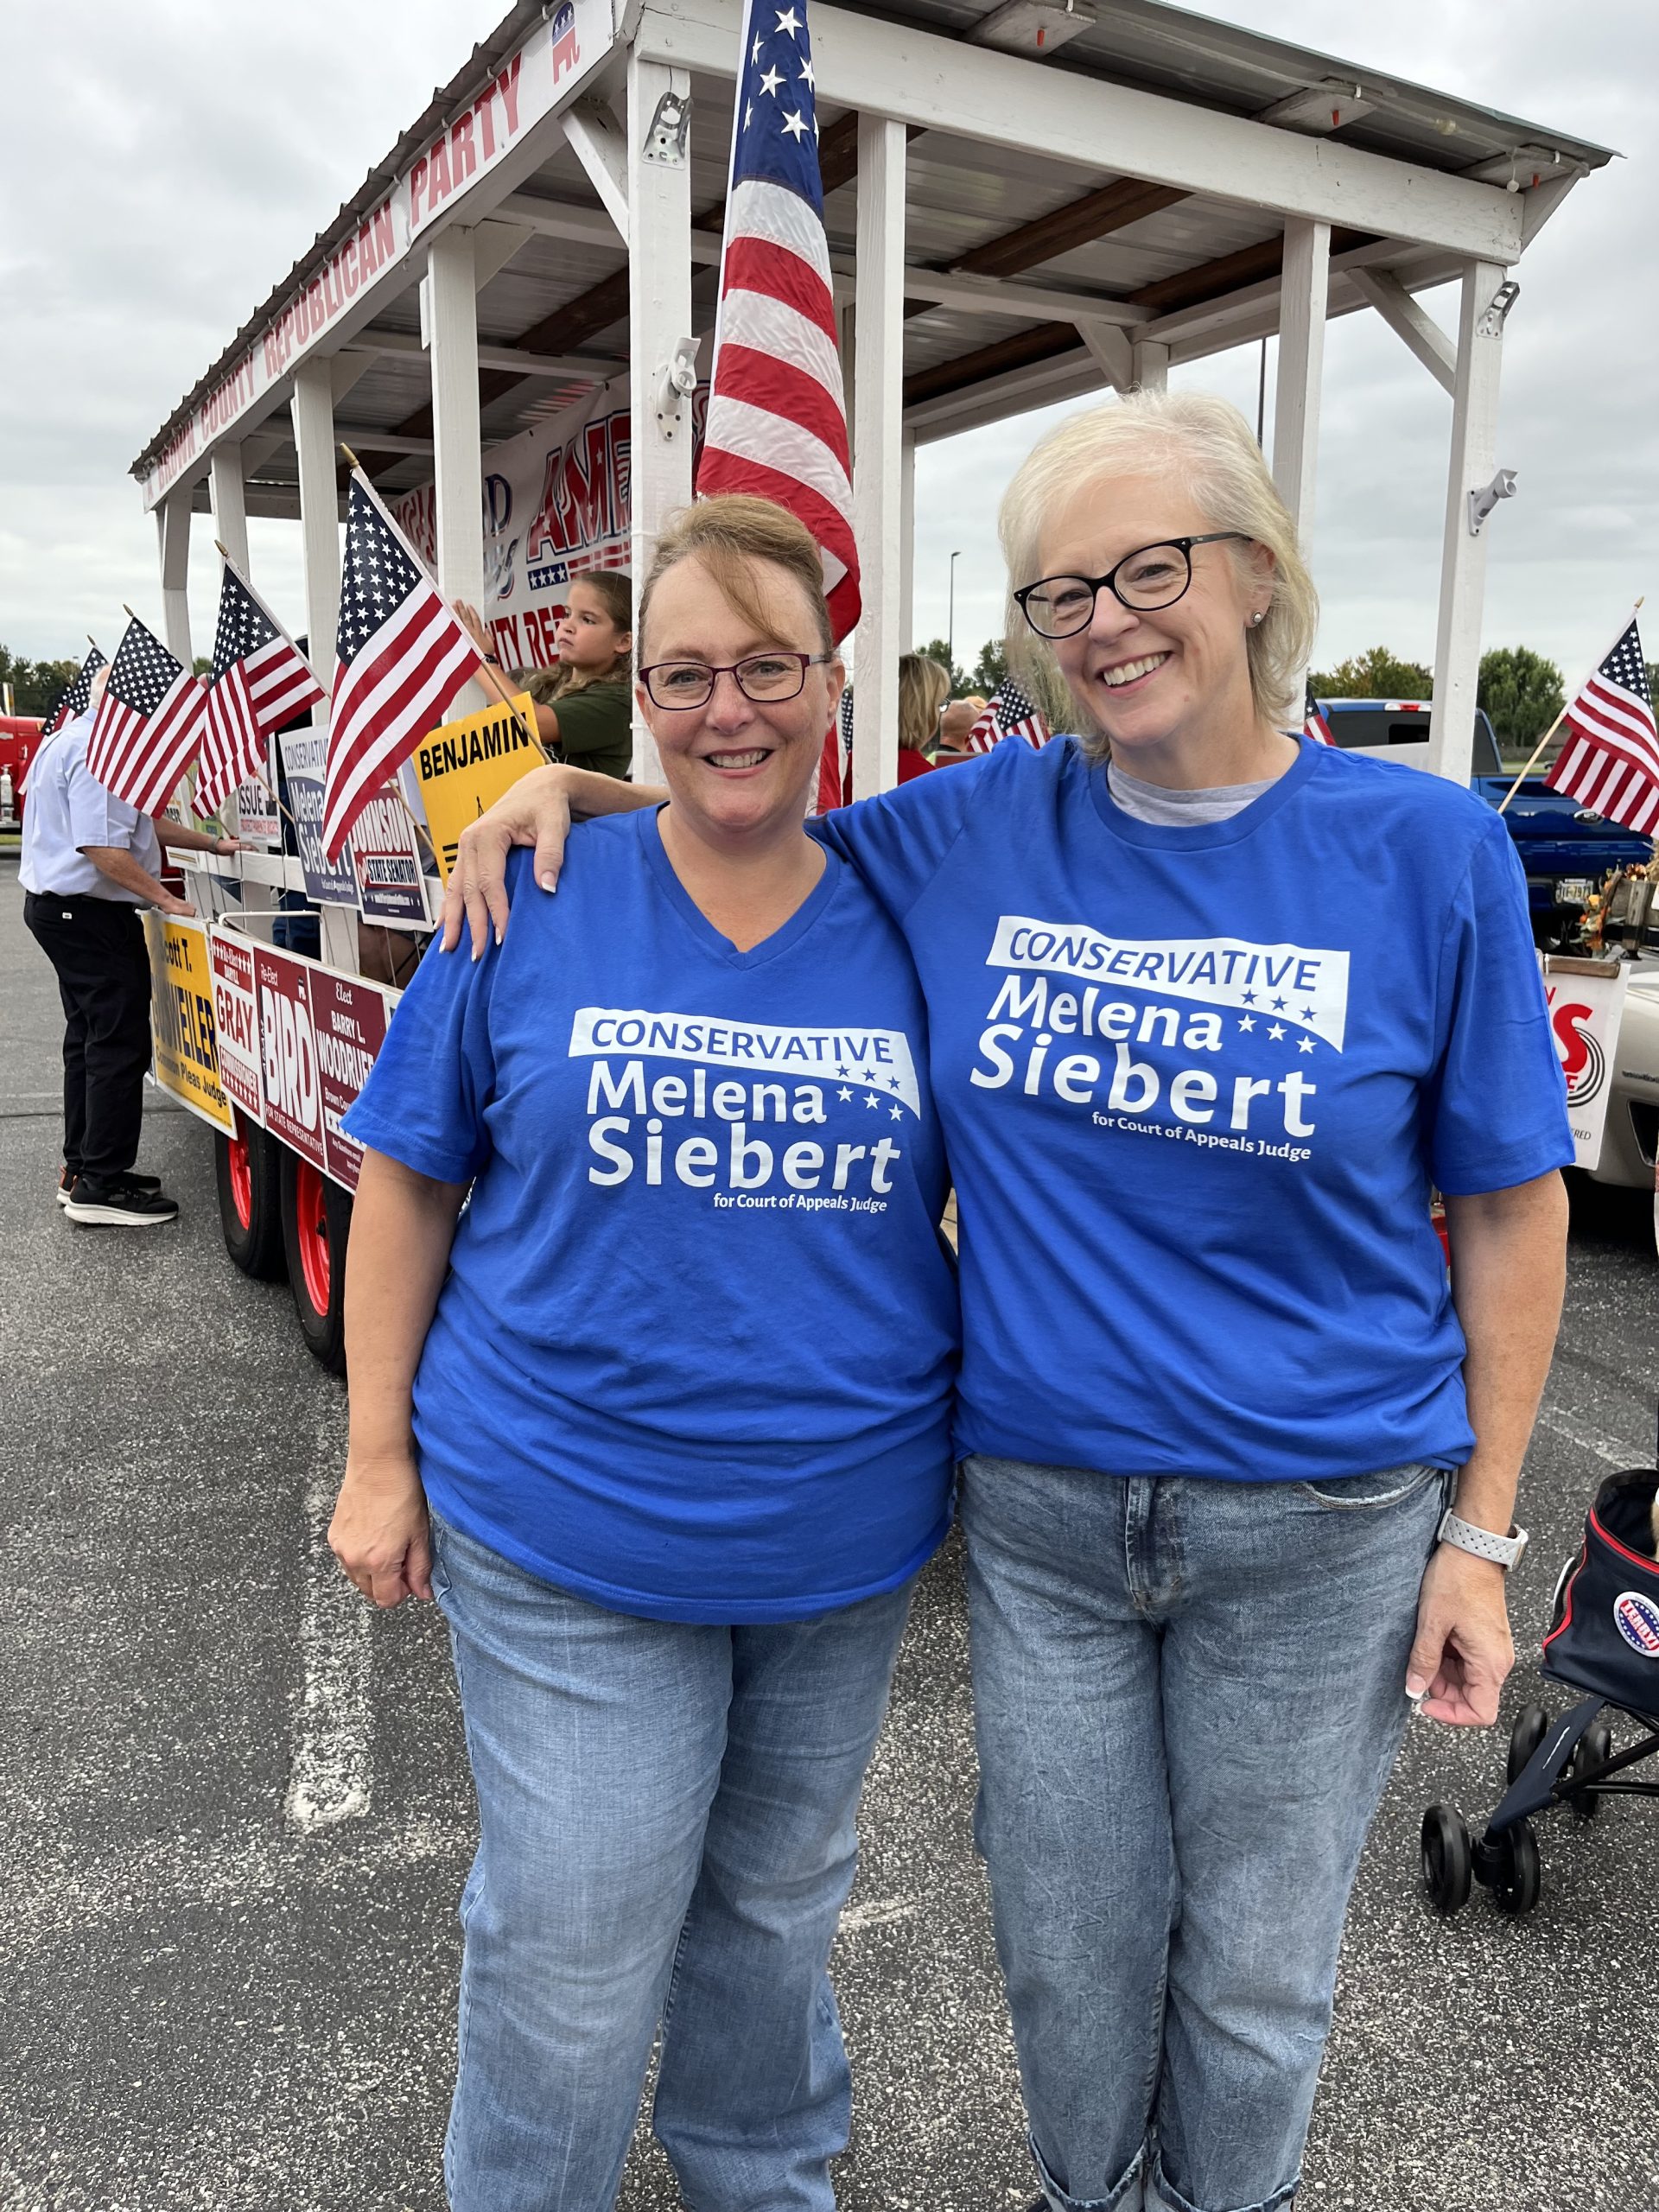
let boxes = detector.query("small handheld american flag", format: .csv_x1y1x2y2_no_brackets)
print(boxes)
41,645,106,739
696,0,860,642
1303,683,1334,747
196,555,327,821
964,679,1050,754
1545,614,1659,836
86,616,208,816
321,469,485,861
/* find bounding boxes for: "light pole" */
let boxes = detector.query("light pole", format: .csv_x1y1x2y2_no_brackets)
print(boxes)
947,550,962,679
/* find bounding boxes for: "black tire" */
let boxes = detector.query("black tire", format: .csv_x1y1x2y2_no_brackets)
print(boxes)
1490,1818,1541,1916
214,1117,287,1280
1507,1702,1549,1786
1570,1721,1614,1824
279,1148,353,1376
1421,1804,1472,1916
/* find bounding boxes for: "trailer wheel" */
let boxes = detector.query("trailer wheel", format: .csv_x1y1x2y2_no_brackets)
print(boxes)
214,1116,286,1281
280,1151,353,1375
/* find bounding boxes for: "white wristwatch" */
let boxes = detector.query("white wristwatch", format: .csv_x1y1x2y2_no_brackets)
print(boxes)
1437,1509,1529,1570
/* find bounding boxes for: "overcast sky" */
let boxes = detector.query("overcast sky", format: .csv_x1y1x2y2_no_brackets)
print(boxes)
1,0,1651,690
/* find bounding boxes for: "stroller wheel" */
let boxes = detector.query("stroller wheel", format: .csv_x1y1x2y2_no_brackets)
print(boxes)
1569,1720,1613,1824
1421,1804,1472,1915
1506,1702,1549,1785
1490,1818,1541,1916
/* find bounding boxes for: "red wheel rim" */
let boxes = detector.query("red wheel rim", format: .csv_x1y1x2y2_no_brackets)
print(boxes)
295,1159,332,1316
227,1127,253,1230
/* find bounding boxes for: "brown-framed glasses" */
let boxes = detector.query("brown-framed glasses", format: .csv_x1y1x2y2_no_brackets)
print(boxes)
639,652,836,710
1014,533,1252,639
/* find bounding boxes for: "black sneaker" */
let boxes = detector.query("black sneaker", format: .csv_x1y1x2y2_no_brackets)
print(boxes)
64,1176,179,1228
58,1167,161,1209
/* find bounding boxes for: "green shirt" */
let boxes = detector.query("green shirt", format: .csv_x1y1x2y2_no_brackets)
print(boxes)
516,671,632,781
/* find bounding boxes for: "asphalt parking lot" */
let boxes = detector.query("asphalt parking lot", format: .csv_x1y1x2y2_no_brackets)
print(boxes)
2,844,1656,2212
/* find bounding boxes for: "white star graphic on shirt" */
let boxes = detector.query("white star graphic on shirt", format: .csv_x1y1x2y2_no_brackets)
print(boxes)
890,1105,904,1120
1237,1014,1255,1033
758,65,784,96
781,108,808,138
774,7,803,35
864,1094,879,1109
837,1086,852,1101
1268,1022,1286,1041
1298,1036,1315,1053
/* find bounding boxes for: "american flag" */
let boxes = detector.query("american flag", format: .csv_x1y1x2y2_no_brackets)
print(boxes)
1545,615,1659,835
41,645,106,739
696,0,860,642
195,557,326,820
964,679,1050,754
1304,683,1334,746
321,470,484,860
86,616,208,815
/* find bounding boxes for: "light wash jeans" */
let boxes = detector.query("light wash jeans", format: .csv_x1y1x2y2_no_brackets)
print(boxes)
961,1455,1452,2212
429,1513,915,2212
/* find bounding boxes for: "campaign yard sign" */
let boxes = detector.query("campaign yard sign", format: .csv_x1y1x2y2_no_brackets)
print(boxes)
277,728,359,906
310,971,391,1192
1542,954,1630,1172
350,788,428,924
145,916,235,1133
208,930,263,1123
410,691,543,880
253,944,327,1168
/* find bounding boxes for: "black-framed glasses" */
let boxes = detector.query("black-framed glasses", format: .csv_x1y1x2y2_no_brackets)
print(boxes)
639,652,836,710
1014,533,1252,639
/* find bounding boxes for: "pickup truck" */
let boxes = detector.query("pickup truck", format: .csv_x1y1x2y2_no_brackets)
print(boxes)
1316,698,1654,950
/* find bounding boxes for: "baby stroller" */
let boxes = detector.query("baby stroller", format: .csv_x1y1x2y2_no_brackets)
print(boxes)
1420,1462,1659,1916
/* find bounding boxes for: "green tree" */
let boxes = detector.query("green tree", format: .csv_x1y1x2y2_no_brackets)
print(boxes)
1308,645,1433,700
913,636,968,693
193,655,213,678
969,637,1008,696
0,645,79,716
1477,645,1565,749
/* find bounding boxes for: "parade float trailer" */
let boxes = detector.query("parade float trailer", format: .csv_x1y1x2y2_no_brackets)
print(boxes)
125,0,1614,1361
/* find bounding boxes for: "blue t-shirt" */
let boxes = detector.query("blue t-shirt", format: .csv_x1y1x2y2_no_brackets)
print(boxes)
344,812,958,1623
815,734,1573,1484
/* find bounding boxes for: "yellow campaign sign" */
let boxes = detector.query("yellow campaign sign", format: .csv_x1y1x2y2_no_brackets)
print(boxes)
144,914,234,1133
411,691,543,881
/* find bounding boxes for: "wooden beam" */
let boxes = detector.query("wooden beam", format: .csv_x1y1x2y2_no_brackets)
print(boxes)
953,177,1188,280
904,321,1080,409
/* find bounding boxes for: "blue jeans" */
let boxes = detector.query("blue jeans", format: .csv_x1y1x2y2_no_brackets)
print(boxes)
429,1514,914,2212
961,1456,1452,2212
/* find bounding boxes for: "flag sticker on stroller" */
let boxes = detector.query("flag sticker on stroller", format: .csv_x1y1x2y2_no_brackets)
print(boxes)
1612,1591,1659,1657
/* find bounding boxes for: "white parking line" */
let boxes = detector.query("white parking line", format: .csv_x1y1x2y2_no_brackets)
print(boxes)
1534,1403,1649,1472
285,1440,372,1832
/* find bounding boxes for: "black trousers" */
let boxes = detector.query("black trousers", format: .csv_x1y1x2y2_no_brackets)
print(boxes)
22,892,153,1184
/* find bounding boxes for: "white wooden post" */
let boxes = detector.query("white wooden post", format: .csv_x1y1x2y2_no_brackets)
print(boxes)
1429,261,1509,785
426,226,486,612
210,443,251,578
291,359,342,669
899,429,916,648
626,52,695,784
852,114,906,799
1131,339,1169,392
156,491,193,667
1270,219,1329,550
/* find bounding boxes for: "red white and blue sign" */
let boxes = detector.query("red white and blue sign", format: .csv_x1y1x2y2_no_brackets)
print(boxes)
1612,1589,1659,1658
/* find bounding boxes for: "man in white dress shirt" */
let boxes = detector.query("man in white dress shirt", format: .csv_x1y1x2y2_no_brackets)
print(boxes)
20,690,238,1226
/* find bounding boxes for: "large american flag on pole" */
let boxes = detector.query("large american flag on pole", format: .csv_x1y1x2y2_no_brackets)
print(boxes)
41,645,106,739
1545,614,1659,834
86,616,208,815
321,470,485,860
963,678,1050,754
196,556,327,820
696,0,860,642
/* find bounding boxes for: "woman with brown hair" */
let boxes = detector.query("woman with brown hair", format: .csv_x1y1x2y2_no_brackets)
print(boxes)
333,494,957,2212
457,571,635,780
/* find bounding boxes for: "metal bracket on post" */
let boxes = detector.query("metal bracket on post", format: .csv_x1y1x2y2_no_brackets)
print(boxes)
657,335,701,440
1468,467,1517,536
644,88,690,166
1476,278,1520,339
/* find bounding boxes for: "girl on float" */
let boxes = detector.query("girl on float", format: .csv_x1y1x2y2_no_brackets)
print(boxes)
442,391,1572,2212
455,570,636,781
330,496,957,2212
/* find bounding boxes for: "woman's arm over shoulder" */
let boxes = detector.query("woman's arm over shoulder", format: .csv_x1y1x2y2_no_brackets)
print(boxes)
440,762,663,957
810,745,1002,921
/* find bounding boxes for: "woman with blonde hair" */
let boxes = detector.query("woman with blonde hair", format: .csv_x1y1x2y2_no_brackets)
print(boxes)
335,494,957,2210
897,650,950,778
443,391,1571,2212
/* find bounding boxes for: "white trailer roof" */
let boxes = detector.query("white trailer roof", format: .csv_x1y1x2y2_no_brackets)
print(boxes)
131,0,1613,518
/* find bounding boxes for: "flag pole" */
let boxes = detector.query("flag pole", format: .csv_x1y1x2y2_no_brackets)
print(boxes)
1497,597,1644,815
